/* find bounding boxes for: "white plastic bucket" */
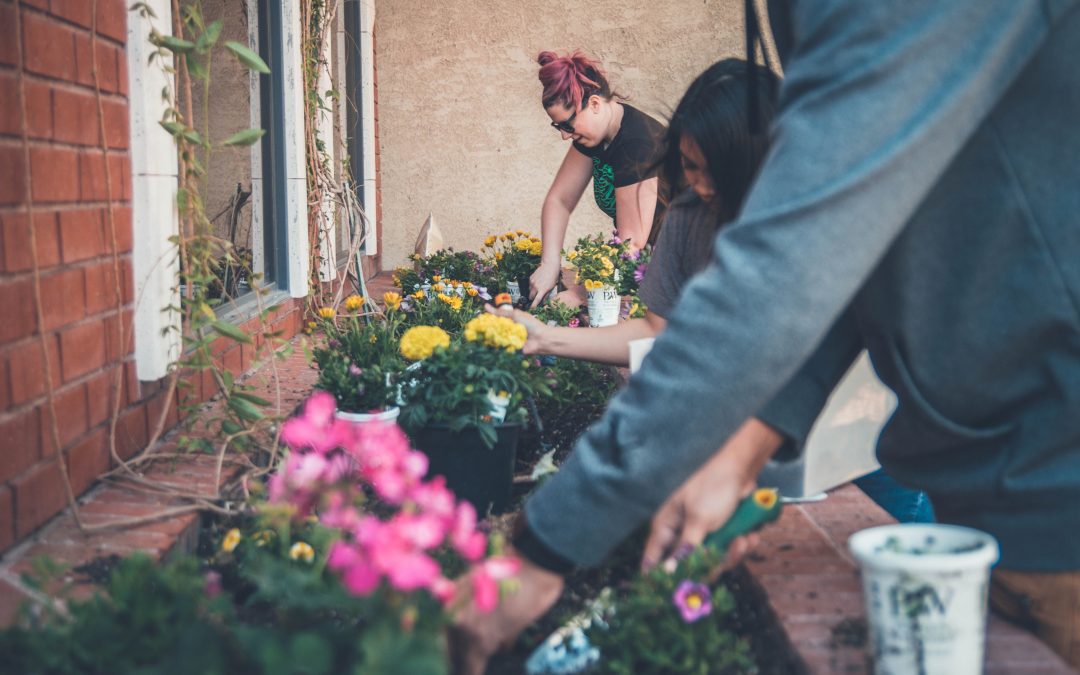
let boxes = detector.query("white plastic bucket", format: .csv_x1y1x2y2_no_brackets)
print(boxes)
334,407,400,424
506,280,522,304
586,285,620,327
848,524,1000,675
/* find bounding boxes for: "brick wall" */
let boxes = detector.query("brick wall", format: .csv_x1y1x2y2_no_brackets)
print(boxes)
0,0,306,555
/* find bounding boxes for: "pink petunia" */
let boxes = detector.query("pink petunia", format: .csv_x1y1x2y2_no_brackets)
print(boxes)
471,556,521,613
672,580,713,623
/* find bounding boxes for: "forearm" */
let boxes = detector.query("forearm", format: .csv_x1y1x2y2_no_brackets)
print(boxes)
539,196,572,267
534,317,659,366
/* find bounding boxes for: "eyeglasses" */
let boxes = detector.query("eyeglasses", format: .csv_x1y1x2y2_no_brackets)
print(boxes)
550,108,578,134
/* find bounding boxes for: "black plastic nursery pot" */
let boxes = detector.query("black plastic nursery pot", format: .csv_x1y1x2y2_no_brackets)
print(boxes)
410,423,522,515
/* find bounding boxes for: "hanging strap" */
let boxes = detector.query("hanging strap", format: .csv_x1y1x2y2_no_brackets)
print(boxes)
744,0,775,134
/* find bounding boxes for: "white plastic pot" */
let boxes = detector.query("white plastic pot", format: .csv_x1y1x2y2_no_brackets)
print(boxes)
849,524,1000,675
586,285,620,327
506,280,522,304
334,406,400,424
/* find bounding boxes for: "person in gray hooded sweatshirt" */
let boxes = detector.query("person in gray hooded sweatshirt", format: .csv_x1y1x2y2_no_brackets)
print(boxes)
450,1,1080,672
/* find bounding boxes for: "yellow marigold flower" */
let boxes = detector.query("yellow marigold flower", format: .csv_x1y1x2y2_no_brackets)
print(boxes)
528,241,543,256
483,235,497,247
566,251,578,261
464,314,527,351
495,252,504,261
598,268,611,278
303,321,317,334
344,294,365,312
515,229,525,236
463,281,473,288
400,325,450,360
432,275,442,283
383,291,402,311
290,541,315,563
412,290,425,299
222,528,242,552
602,258,615,270
437,293,462,310
316,307,335,320
467,287,479,297
514,239,532,252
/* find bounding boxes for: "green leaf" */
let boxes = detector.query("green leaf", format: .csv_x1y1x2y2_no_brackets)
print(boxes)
196,19,223,53
228,396,264,421
232,391,271,407
152,34,196,54
221,128,266,147
225,41,270,74
185,52,208,80
221,419,244,436
211,320,252,344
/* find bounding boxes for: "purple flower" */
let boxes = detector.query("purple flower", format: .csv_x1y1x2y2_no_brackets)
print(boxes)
567,318,580,328
633,263,648,284
672,580,712,623
328,339,342,349
476,286,492,301
349,364,363,377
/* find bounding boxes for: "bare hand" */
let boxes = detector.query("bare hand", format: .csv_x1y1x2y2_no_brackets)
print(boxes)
641,446,757,573
485,303,548,355
448,553,565,675
529,263,560,309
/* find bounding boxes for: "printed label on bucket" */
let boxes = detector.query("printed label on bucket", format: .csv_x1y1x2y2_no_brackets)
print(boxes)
486,390,510,424
506,281,522,304
587,285,620,327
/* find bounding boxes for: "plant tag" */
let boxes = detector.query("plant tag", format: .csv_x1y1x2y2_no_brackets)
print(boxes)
486,390,510,424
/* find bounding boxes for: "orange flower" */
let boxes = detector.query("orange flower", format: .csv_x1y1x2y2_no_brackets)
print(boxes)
494,293,513,307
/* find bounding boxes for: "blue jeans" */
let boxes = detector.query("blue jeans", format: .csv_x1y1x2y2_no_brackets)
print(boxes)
853,469,936,523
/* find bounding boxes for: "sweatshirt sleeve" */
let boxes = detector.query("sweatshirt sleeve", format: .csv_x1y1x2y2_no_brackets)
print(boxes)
519,0,1057,568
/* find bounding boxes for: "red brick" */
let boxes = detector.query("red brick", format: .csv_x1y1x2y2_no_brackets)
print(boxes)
51,0,94,29
72,25,93,87
0,210,60,272
78,150,128,202
144,387,178,437
66,427,108,495
59,318,107,381
0,276,38,342
97,43,121,95
40,382,89,455
22,11,76,81
0,486,13,553
84,366,120,426
84,260,119,315
0,145,28,205
13,459,69,538
52,86,100,146
103,309,133,361
117,42,128,96
114,405,147,461
6,334,61,404
58,207,105,262
0,4,17,67
0,74,48,139
30,145,80,203
0,355,9,411
102,98,127,149
39,266,85,332
110,204,132,252
0,408,40,483
95,0,127,43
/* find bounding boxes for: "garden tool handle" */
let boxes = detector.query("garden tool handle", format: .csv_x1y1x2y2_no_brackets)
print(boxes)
703,487,782,554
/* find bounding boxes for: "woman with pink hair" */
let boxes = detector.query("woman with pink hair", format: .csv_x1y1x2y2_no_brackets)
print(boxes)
528,50,666,308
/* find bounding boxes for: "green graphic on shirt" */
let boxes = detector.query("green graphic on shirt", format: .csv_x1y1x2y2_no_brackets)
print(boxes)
592,157,616,219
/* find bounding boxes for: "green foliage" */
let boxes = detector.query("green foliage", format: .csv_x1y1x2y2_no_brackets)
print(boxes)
398,340,547,447
482,231,542,286
396,287,483,334
529,299,585,327
312,315,405,413
404,249,501,292
0,520,449,675
588,550,756,675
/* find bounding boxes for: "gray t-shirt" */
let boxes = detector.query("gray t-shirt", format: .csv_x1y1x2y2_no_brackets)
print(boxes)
637,191,719,318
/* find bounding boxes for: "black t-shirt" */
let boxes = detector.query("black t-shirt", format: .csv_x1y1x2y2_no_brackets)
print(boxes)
573,104,666,220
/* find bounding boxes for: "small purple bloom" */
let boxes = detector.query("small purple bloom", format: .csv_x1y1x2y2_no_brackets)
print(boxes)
476,286,492,301
349,364,363,377
567,318,580,328
673,580,712,623
204,570,223,599
633,263,648,284
328,339,342,349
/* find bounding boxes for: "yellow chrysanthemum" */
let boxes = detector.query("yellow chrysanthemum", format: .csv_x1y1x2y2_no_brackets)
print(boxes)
344,294,365,312
464,314,527,352
495,252,504,261
566,251,578,261
412,290,425,299
528,241,543,256
483,235,497,247
432,275,442,283
222,528,242,552
316,307,335,320
383,291,402,311
598,268,611,278
290,541,315,563
467,287,478,297
400,325,450,360
432,283,445,292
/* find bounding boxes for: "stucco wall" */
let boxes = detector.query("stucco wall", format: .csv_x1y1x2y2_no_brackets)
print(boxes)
375,0,751,268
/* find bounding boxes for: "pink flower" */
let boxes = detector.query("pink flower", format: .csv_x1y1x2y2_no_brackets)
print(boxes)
204,570,223,599
672,580,712,623
386,551,442,591
282,391,350,454
430,576,457,606
328,541,381,596
471,556,521,613
567,318,580,328
395,512,449,550
410,477,456,521
451,502,487,562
